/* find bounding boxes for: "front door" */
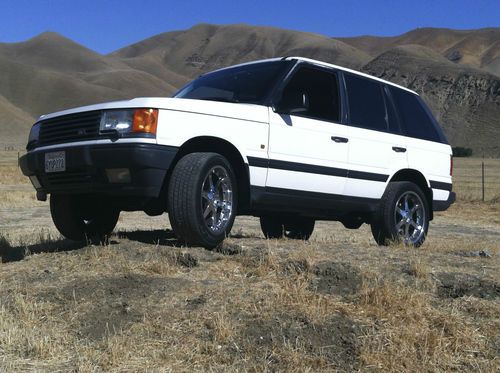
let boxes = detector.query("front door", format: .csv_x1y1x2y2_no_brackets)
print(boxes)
266,64,350,200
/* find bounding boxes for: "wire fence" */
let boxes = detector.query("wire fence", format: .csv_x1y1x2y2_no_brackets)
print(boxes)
453,157,500,202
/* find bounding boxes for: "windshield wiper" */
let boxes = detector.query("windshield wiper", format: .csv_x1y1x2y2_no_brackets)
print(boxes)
198,97,240,103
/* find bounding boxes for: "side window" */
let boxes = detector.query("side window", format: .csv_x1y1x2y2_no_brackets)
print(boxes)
389,87,442,142
345,73,388,132
279,66,340,122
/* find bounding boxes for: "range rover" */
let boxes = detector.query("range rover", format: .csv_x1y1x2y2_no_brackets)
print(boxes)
20,57,455,247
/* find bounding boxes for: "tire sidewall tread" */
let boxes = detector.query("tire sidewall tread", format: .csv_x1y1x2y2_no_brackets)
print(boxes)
167,152,238,248
372,181,429,247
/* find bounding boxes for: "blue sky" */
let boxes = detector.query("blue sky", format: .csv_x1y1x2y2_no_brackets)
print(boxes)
1,0,499,54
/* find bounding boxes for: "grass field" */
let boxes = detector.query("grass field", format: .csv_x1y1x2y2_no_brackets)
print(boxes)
0,151,498,372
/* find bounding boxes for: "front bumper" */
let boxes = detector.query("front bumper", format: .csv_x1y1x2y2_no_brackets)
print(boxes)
433,191,456,212
19,143,178,198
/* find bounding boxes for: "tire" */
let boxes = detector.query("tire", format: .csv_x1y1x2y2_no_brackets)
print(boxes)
167,152,238,248
50,194,119,242
260,215,315,240
371,181,429,247
259,215,284,239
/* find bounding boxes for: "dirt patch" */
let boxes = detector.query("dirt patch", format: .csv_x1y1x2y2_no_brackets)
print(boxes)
310,262,362,297
436,272,500,299
282,259,310,274
241,314,361,370
185,294,207,310
40,274,191,340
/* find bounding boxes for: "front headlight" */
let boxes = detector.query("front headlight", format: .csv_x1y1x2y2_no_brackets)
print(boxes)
28,123,40,144
100,110,134,133
100,109,158,135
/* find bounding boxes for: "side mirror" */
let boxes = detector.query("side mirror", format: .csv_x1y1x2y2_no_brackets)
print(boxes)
275,91,309,114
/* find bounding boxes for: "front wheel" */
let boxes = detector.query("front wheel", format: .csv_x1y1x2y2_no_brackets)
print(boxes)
50,194,119,242
167,152,237,248
371,181,429,247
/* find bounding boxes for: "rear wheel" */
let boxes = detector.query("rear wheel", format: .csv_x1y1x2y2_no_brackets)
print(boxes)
50,194,119,242
167,152,237,248
371,181,429,247
260,215,315,240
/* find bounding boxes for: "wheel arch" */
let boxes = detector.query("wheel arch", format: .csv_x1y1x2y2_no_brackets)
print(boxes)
388,168,434,220
165,136,251,211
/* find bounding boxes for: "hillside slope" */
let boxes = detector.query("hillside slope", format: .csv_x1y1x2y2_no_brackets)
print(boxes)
0,24,498,155
338,27,500,76
112,23,371,78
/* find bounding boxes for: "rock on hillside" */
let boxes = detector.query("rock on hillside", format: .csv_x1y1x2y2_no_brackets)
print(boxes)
363,45,500,155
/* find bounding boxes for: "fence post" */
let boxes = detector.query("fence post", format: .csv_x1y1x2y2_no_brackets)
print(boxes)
481,160,485,202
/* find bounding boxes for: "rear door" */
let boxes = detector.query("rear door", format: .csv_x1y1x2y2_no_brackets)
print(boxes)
266,64,350,197
342,73,409,199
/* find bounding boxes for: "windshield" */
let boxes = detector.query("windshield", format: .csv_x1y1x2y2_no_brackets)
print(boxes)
174,60,293,105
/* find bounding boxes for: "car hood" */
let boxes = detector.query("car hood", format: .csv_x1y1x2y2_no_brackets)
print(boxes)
38,97,269,124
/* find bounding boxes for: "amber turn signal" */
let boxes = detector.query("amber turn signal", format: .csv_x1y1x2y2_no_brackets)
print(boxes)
132,108,158,134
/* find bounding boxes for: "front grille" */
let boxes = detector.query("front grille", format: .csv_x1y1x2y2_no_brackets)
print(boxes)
45,171,95,186
38,111,102,147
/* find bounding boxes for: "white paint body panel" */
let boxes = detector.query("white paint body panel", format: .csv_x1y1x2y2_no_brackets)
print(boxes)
155,101,269,186
407,138,452,201
267,112,350,195
346,127,408,199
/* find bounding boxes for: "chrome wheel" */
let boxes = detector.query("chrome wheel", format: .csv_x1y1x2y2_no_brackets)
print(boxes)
201,166,233,233
394,191,426,245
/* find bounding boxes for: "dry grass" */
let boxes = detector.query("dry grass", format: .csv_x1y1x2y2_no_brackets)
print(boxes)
0,151,44,208
0,165,28,185
358,281,495,371
0,221,498,371
0,151,498,371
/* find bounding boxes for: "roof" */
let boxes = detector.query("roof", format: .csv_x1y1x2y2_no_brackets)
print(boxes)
285,56,418,95
207,56,418,95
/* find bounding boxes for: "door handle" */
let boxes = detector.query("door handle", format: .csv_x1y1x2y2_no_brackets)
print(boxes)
331,136,349,143
392,146,407,153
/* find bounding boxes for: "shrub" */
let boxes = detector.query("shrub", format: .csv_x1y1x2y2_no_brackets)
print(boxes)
452,147,473,157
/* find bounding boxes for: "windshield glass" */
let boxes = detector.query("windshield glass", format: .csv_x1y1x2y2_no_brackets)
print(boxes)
174,60,292,105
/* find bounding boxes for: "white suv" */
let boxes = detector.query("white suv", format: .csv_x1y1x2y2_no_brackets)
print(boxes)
20,57,455,247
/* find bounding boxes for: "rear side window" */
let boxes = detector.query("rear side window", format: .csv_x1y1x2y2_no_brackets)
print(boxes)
389,87,445,143
345,74,388,132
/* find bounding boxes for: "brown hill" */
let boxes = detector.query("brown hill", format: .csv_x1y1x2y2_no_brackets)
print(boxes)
0,95,34,147
0,32,122,74
112,23,371,78
0,33,180,146
0,24,498,155
338,27,500,76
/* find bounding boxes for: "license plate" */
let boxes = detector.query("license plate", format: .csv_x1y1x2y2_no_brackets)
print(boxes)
45,151,66,173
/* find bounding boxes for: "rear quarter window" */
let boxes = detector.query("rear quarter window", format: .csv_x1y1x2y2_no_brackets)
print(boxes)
389,86,447,143
345,73,388,132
